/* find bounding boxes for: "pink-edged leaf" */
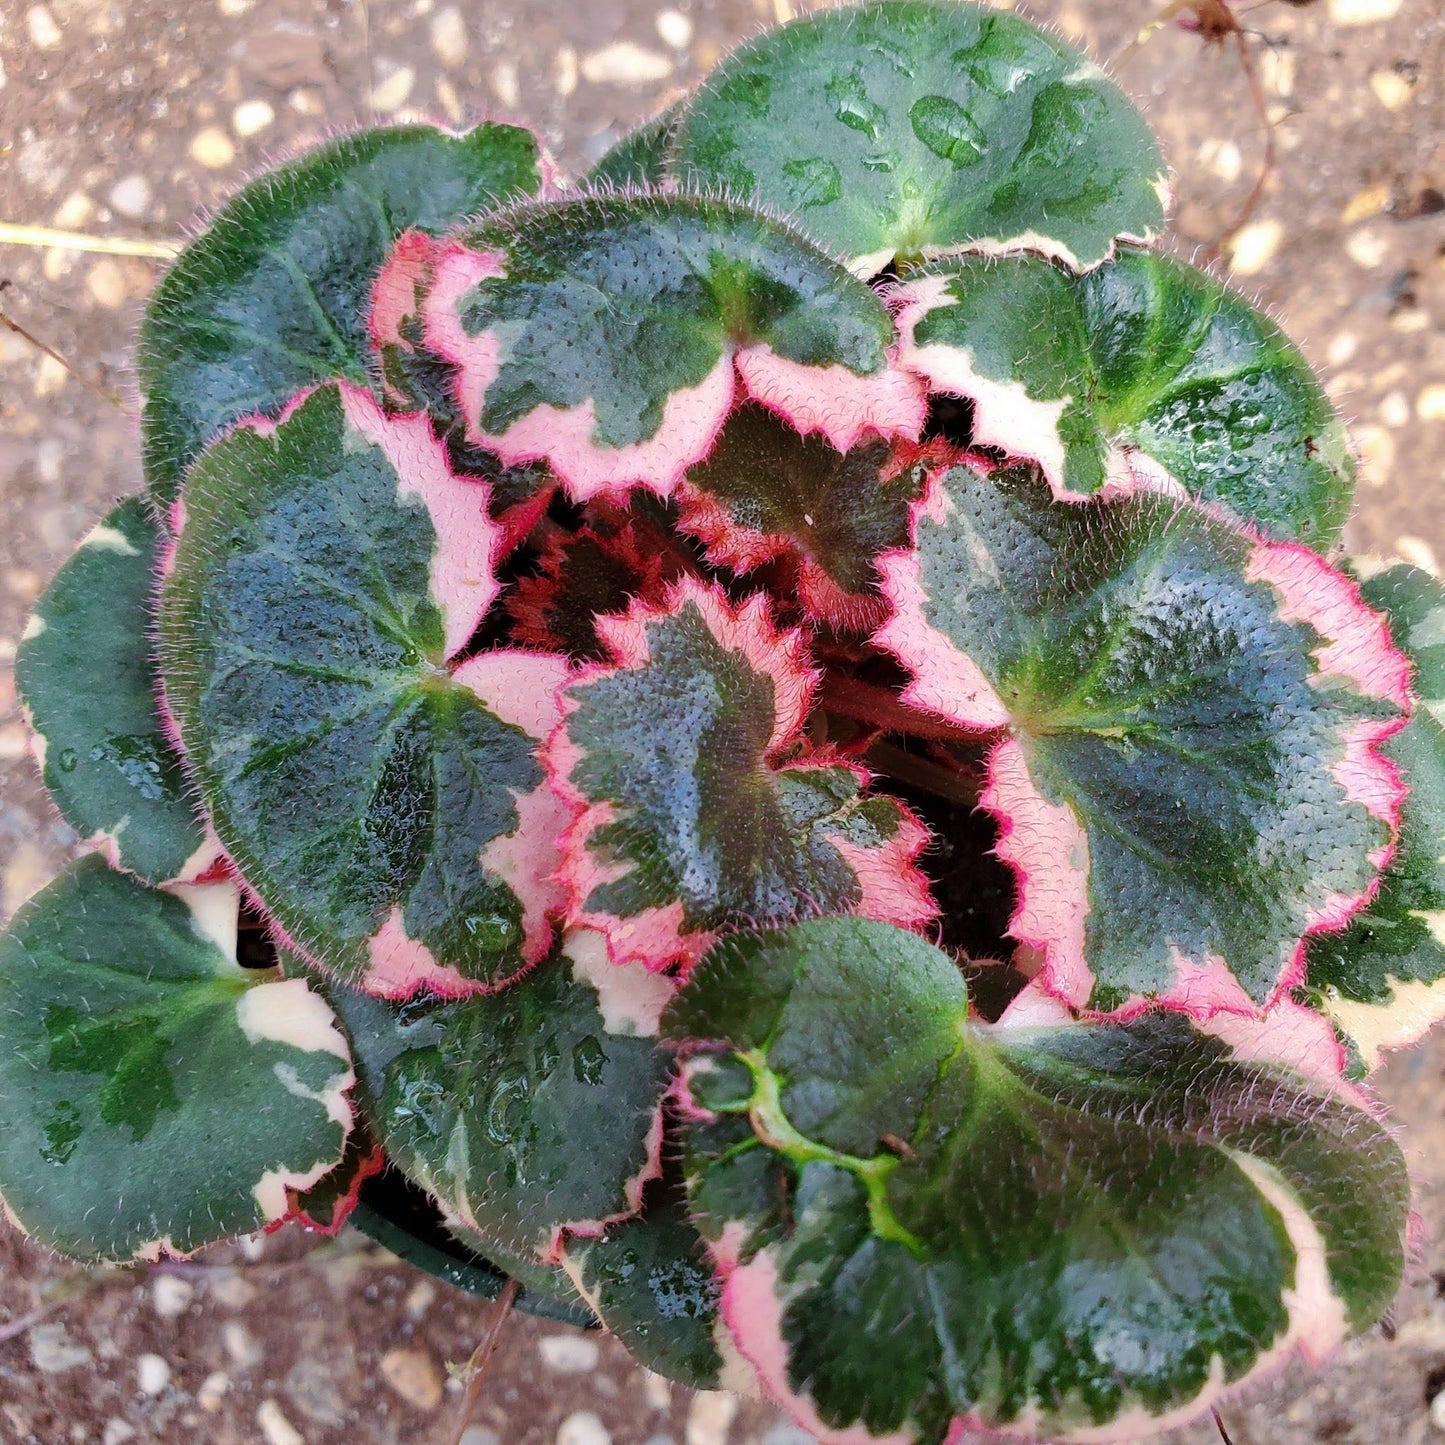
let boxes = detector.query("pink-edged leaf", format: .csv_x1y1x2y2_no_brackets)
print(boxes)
371,227,560,547
158,382,573,999
139,120,547,505
550,579,934,972
875,462,1410,1015
665,918,1409,1445
677,404,925,632
890,247,1355,547
325,929,673,1264
415,193,922,502
0,859,356,1262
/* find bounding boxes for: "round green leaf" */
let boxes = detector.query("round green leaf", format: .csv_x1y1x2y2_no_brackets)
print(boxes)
876,464,1410,1013
16,499,212,885
327,933,673,1262
0,857,354,1262
417,193,923,501
139,121,544,504
666,918,1408,1444
671,1,1168,274
158,382,568,997
552,579,934,972
894,248,1355,546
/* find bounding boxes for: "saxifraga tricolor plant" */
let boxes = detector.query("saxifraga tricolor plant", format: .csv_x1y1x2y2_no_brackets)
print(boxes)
4,3,1442,1439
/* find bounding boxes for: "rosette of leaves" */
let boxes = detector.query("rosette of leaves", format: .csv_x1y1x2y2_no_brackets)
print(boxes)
0,3,1429,1439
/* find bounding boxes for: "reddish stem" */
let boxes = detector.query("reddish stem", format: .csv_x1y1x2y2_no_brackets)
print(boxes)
819,675,991,743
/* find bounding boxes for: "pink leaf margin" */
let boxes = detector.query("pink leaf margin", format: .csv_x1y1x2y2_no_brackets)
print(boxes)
547,578,935,972
419,240,925,503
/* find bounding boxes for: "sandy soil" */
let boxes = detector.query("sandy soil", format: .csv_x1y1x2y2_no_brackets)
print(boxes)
0,1,1442,1442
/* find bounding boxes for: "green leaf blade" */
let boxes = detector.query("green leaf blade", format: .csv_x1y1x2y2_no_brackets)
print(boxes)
139,121,545,504
671,1,1168,275
416,193,924,503
158,382,569,996
875,464,1410,1013
328,930,674,1262
666,919,1409,1444
16,499,214,885
894,248,1356,546
551,580,935,972
0,858,354,1262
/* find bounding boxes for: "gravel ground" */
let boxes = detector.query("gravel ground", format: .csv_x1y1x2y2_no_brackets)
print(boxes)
0,1,1443,1442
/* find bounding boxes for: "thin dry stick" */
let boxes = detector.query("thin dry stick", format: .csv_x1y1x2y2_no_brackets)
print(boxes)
445,1277,520,1445
1202,24,1278,261
0,298,127,411
0,1302,59,1348
0,222,177,259
1213,1406,1238,1445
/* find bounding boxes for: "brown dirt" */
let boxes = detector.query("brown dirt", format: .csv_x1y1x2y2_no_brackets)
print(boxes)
0,1,1442,1442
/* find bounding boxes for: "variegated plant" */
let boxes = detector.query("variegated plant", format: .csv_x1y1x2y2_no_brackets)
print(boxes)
2,3,1435,1440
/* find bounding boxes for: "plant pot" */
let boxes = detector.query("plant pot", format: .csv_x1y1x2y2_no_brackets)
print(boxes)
349,1168,598,1329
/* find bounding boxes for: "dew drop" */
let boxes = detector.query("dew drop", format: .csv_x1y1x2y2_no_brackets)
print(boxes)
781,157,843,208
825,72,885,142
910,95,986,168
572,1034,608,1086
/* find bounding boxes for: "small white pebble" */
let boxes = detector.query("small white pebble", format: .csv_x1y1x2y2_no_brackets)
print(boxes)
151,1274,193,1320
1226,219,1282,277
1345,227,1388,269
1369,68,1414,110
557,1411,612,1445
136,1354,171,1396
223,1321,263,1368
370,65,415,113
1379,390,1411,428
27,5,63,49
430,8,468,69
1326,332,1357,367
1432,1386,1445,1431
197,1371,231,1412
1417,385,1445,422
53,191,94,228
492,59,520,109
190,127,236,169
1351,424,1395,488
642,1370,672,1411
555,46,579,97
1327,0,1402,23
257,1400,305,1445
656,10,694,49
1341,184,1390,225
86,258,127,310
233,99,275,137
1198,137,1241,185
460,1429,501,1445
218,0,255,13
1397,536,1439,575
102,1422,137,1445
403,1279,437,1319
540,1334,600,1373
379,1347,444,1412
436,76,463,124
581,42,674,86
108,174,151,218
237,1234,266,1262
686,1391,738,1445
